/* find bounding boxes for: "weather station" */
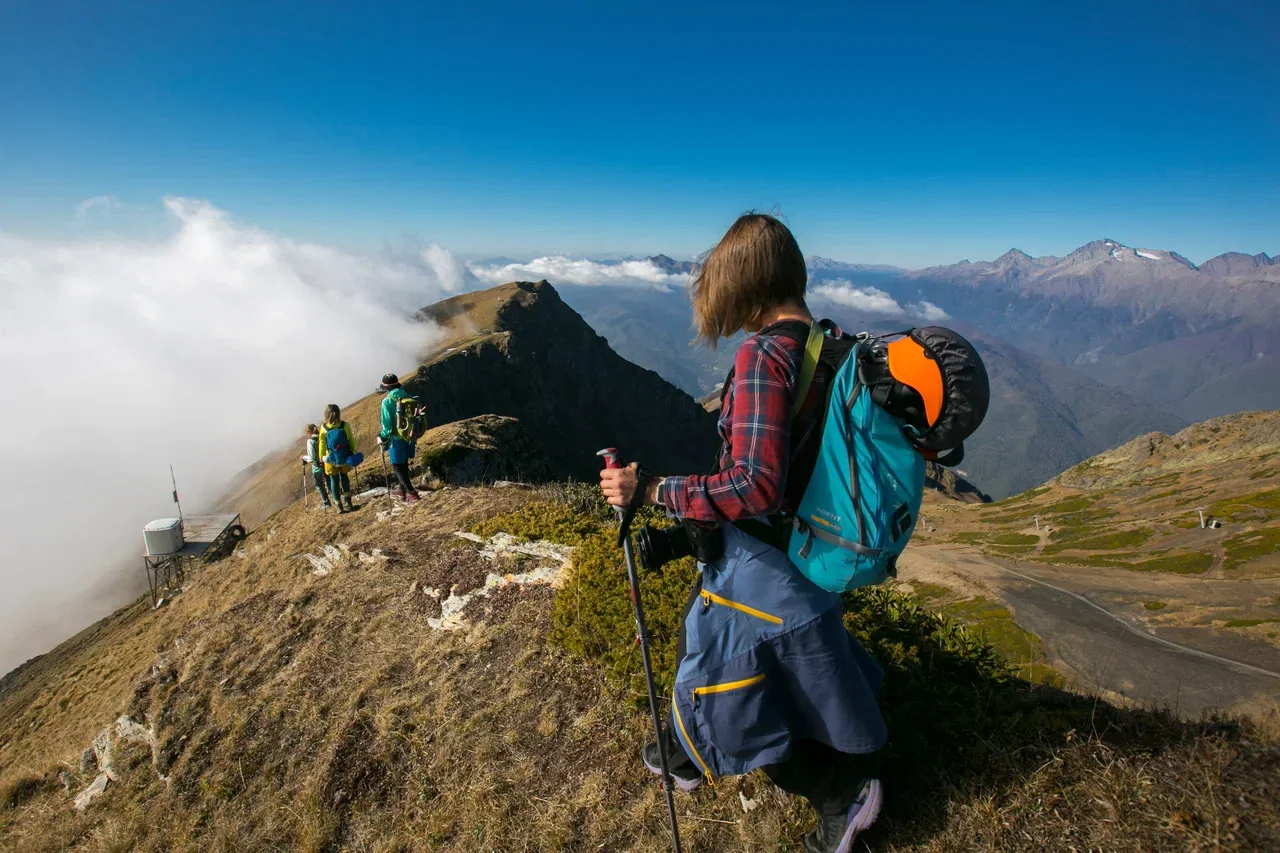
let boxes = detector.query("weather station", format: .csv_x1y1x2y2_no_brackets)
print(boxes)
141,468,245,607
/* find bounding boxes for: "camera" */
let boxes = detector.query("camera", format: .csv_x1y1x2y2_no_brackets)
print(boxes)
634,519,724,570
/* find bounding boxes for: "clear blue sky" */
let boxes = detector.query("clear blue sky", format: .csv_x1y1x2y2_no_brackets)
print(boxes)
1,0,1276,267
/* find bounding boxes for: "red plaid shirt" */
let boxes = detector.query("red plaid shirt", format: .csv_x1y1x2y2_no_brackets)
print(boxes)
658,322,833,523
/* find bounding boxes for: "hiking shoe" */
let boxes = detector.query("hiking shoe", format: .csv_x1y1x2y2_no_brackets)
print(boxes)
641,742,703,792
404,491,420,503
391,486,406,500
320,502,332,510
804,779,882,853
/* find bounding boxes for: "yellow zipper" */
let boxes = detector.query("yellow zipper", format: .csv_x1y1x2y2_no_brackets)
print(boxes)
691,673,766,697
672,698,714,783
700,590,783,625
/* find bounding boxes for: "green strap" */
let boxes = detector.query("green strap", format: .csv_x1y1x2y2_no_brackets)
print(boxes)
790,321,825,419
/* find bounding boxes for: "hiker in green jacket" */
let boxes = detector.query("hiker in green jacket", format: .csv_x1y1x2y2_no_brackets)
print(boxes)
377,373,421,503
301,424,331,509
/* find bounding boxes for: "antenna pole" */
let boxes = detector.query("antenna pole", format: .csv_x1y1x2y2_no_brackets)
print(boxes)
171,465,185,524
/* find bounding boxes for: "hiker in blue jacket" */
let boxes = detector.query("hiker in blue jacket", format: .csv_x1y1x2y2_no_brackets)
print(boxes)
600,214,886,853
377,373,420,503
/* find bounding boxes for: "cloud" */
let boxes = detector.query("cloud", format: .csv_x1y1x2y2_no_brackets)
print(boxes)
812,280,951,322
0,198,463,675
812,280,905,315
75,195,121,220
907,300,950,321
468,256,688,290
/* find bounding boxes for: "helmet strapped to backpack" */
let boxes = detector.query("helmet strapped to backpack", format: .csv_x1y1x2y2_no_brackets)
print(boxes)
859,326,989,467
394,395,429,442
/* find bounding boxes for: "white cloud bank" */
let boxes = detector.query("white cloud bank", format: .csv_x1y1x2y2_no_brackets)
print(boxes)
812,279,950,322
0,198,463,675
468,256,688,290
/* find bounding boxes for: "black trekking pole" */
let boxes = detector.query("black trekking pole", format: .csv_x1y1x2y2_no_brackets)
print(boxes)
379,442,395,510
598,448,682,853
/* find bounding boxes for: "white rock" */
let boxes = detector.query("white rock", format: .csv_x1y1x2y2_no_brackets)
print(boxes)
74,773,110,811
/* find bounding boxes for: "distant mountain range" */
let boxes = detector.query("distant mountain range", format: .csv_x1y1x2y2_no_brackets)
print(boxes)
553,239,1277,498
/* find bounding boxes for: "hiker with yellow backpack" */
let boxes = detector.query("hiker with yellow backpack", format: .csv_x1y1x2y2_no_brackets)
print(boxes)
599,213,988,853
317,404,362,513
377,373,428,503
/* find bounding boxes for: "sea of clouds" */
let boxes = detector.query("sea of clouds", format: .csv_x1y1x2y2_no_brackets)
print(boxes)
467,256,689,290
812,279,950,322
0,198,465,675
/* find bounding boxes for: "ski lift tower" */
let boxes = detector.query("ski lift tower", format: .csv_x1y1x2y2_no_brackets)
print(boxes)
141,467,246,607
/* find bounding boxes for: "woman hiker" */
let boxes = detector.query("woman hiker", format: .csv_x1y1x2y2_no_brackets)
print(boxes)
599,213,886,853
317,404,359,513
376,373,420,503
301,423,331,509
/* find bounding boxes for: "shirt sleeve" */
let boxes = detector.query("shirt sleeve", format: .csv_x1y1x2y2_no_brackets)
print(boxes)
658,336,794,523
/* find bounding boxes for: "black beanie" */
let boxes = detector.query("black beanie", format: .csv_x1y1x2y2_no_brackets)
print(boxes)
380,373,400,390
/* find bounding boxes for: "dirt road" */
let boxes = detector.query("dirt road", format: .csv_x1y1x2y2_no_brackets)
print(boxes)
900,546,1280,717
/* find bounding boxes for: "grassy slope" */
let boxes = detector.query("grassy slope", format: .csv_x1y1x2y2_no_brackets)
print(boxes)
2,485,1278,852
948,411,1280,580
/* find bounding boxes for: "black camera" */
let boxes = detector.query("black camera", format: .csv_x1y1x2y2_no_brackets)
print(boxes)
634,519,724,570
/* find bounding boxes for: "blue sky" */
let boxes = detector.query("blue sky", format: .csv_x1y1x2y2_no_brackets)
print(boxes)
1,0,1276,267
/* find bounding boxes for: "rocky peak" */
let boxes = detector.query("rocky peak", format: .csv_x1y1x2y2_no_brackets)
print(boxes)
1200,251,1278,277
406,280,719,480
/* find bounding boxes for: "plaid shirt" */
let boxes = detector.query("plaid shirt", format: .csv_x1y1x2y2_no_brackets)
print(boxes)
658,322,834,523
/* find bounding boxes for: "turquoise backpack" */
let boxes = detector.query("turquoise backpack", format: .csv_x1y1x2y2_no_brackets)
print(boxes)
786,334,926,592
753,322,988,594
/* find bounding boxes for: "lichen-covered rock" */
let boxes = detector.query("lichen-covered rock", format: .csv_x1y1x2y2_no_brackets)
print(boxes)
417,415,554,486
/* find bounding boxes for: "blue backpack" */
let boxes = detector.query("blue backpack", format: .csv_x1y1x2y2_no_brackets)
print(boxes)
750,322,988,593
324,423,364,468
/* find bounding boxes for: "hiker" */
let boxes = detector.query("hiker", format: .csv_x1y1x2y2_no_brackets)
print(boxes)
600,214,894,853
301,424,331,509
317,404,359,513
376,373,423,503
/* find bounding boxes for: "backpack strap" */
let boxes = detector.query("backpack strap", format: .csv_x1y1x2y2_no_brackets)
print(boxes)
789,321,825,419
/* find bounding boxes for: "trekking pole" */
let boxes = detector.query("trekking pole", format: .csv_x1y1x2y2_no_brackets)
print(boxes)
302,461,309,511
597,448,682,853
379,443,394,510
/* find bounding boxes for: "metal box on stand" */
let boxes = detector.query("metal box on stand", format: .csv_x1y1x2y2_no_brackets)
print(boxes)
143,518,184,556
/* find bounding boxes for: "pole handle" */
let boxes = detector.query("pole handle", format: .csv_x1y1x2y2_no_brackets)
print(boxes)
597,447,621,470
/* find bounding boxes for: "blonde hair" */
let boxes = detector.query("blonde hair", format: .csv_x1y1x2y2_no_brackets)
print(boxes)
690,213,807,347
324,404,340,424
304,423,318,435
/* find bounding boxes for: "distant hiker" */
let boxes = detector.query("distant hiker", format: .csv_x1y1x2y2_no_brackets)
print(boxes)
377,373,428,503
301,424,331,509
318,404,359,513
600,214,882,851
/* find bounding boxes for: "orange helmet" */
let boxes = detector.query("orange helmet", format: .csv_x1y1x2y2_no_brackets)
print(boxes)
867,327,989,461
885,335,945,428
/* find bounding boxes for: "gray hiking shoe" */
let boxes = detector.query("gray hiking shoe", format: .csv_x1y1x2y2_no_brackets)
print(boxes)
804,779,883,853
641,742,703,792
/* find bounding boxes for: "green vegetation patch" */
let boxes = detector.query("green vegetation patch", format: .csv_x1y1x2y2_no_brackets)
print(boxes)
1129,550,1214,575
1143,601,1166,611
1208,491,1280,523
1224,618,1280,629
1043,526,1153,555
949,531,1039,554
1223,527,1280,572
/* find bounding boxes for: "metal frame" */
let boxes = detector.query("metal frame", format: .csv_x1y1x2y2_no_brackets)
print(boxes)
142,512,242,607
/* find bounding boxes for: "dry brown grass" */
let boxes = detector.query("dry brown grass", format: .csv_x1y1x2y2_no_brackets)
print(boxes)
2,485,1278,852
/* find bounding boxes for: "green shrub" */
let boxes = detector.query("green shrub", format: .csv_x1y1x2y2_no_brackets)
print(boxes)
1142,601,1166,611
